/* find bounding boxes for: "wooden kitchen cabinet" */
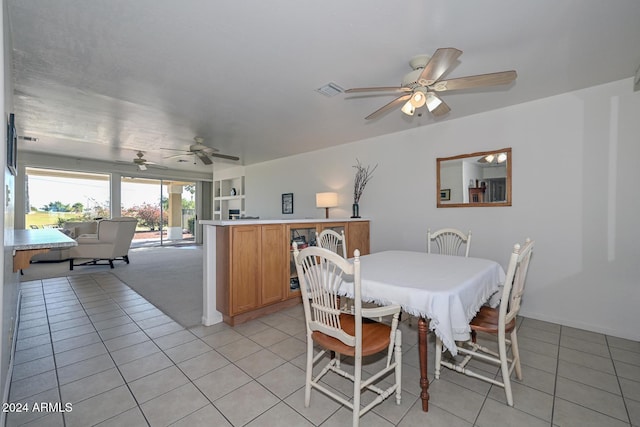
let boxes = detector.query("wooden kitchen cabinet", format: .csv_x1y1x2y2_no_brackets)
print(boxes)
213,219,370,325
227,224,287,321
346,220,370,256
260,224,287,305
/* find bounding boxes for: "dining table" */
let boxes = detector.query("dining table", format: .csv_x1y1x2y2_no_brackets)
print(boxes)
340,250,506,412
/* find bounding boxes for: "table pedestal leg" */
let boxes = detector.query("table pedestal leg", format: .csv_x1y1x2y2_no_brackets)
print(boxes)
418,317,430,411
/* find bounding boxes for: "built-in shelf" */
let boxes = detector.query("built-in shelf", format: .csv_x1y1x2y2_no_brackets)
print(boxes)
213,176,245,220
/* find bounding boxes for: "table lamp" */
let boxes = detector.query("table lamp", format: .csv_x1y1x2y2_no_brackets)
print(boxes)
316,192,338,219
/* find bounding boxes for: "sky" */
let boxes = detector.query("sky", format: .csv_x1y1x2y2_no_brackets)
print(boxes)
27,175,192,211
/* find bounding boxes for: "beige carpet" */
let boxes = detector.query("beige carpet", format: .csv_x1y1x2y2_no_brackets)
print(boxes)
20,245,204,328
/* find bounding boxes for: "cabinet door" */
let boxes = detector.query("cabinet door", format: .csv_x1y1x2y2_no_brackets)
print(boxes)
230,226,261,314
261,224,286,305
347,221,370,256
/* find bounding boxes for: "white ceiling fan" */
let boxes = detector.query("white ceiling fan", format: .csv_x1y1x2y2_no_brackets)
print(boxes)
116,150,167,171
163,137,240,165
345,47,517,120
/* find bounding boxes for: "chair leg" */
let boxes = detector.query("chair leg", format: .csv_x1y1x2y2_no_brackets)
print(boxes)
123,255,130,264
434,336,443,379
109,259,114,269
510,329,522,380
69,259,74,271
498,333,514,406
305,338,313,407
395,330,402,405
353,356,362,427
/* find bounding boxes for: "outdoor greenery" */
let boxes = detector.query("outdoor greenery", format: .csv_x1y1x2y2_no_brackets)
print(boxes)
28,196,195,232
123,203,168,231
41,201,85,213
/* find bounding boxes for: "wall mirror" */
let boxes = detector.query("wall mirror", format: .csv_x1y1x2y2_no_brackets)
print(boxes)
437,147,511,208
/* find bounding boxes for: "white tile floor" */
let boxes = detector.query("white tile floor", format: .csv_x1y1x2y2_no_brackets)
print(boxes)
6,272,640,426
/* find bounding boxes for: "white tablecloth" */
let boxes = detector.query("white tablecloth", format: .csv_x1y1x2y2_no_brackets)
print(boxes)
340,251,505,355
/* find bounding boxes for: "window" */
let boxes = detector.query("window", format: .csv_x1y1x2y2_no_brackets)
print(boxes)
25,168,110,229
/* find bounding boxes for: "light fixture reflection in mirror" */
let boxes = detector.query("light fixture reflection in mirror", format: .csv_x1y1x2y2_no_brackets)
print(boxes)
436,148,512,208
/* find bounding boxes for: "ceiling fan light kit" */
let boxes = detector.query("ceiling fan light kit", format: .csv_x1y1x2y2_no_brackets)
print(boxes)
426,92,443,112
401,101,415,116
346,47,517,120
409,90,426,108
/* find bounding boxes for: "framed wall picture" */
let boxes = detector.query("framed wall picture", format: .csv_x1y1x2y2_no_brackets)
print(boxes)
440,189,451,201
282,193,293,214
6,113,17,176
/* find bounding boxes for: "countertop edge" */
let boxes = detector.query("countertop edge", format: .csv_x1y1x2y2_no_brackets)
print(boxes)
13,229,78,251
200,218,369,226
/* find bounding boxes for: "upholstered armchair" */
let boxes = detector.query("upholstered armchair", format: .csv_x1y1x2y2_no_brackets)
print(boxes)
69,217,138,270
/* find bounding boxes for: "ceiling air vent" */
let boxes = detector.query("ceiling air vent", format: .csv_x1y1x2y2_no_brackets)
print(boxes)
316,82,344,97
19,136,39,142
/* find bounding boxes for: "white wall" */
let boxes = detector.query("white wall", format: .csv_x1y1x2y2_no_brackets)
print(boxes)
240,78,640,341
1,0,20,414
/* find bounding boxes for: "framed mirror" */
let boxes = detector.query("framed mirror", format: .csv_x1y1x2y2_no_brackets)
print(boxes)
437,147,511,208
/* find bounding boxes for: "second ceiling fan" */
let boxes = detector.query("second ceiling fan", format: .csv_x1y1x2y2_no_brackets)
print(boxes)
163,137,240,165
345,48,517,120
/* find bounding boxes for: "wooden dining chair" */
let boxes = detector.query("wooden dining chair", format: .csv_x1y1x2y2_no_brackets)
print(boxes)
316,229,347,258
316,229,353,311
292,244,402,427
427,228,472,257
434,238,535,407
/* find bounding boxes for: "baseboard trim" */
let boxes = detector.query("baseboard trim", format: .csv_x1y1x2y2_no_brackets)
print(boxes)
1,290,23,427
222,297,301,326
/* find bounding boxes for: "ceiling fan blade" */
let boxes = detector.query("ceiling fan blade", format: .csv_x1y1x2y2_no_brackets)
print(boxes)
210,153,240,161
365,94,412,120
160,147,190,152
345,86,412,93
163,153,192,160
432,70,517,91
195,150,213,165
417,48,462,86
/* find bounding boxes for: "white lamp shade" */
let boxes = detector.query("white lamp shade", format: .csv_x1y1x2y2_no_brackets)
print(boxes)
401,101,415,116
426,92,443,112
316,192,338,208
409,91,426,108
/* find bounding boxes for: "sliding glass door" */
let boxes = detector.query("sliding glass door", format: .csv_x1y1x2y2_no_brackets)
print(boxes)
121,177,196,247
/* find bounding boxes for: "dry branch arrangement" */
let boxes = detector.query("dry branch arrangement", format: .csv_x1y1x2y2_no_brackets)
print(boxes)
353,159,378,204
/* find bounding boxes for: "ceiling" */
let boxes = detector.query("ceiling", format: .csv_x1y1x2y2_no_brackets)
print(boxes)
6,0,640,173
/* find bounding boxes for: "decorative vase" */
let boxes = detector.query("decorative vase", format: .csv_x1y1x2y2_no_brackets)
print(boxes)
351,203,360,218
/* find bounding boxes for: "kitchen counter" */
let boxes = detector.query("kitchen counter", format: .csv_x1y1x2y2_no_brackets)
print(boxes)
199,218,370,326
